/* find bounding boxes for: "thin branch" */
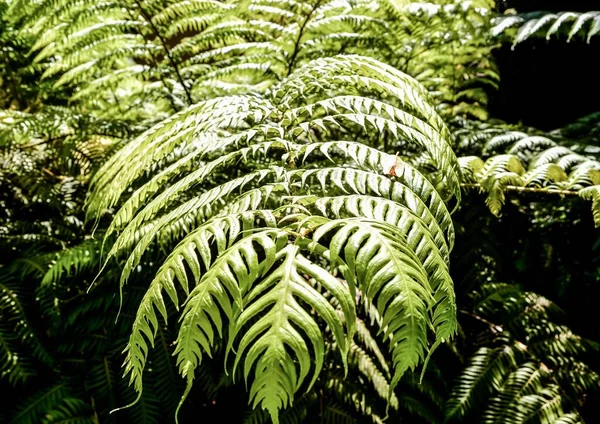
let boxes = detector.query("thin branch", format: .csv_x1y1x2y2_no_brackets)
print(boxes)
133,0,193,105
287,0,324,75
459,309,503,333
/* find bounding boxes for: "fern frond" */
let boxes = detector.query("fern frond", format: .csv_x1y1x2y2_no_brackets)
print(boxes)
448,282,598,423
578,185,600,226
10,384,70,424
456,124,600,218
40,239,101,287
493,11,600,45
0,275,48,384
89,54,460,421
445,346,517,420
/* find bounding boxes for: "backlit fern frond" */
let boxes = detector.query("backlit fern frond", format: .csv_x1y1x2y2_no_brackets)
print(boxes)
10,0,377,107
493,11,600,45
88,54,460,422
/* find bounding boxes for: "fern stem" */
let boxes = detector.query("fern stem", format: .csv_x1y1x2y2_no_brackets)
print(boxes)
461,183,580,196
287,0,324,75
132,0,192,105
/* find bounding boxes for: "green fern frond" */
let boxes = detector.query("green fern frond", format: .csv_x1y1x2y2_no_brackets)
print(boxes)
0,274,48,384
456,124,600,218
10,384,70,424
578,185,600,226
445,346,517,420
493,11,600,45
40,239,101,287
89,54,460,421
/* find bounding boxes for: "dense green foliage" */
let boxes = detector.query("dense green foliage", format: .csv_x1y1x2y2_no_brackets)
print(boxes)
1,0,599,423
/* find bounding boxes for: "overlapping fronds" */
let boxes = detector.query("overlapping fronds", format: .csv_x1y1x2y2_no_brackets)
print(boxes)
454,127,600,220
0,109,128,224
8,0,502,119
493,11,600,45
241,301,443,423
0,273,45,384
369,0,499,120
9,383,95,424
446,283,598,423
9,0,380,106
88,54,460,422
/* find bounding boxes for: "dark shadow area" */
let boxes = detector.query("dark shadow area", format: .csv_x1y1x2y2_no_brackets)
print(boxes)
489,40,600,130
500,0,600,13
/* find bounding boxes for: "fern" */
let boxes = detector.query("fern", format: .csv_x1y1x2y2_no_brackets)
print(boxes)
88,54,460,422
10,0,382,107
456,125,600,219
446,283,599,423
9,383,95,424
0,275,39,384
493,11,600,45
372,0,499,119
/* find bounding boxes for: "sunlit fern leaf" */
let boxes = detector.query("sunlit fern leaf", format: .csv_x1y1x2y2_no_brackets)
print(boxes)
514,14,558,45
11,0,378,107
227,244,355,423
522,164,568,188
89,54,460,421
493,11,600,46
476,155,525,216
311,198,455,355
87,55,461,219
314,218,434,387
578,185,600,227
124,213,274,393
529,146,576,169
458,156,484,183
455,122,600,219
484,131,528,155
506,136,557,164
491,15,524,37
555,413,584,424
374,0,497,120
242,314,397,424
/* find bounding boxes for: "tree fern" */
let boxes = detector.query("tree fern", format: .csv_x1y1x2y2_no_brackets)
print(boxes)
493,11,600,45
88,54,460,422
